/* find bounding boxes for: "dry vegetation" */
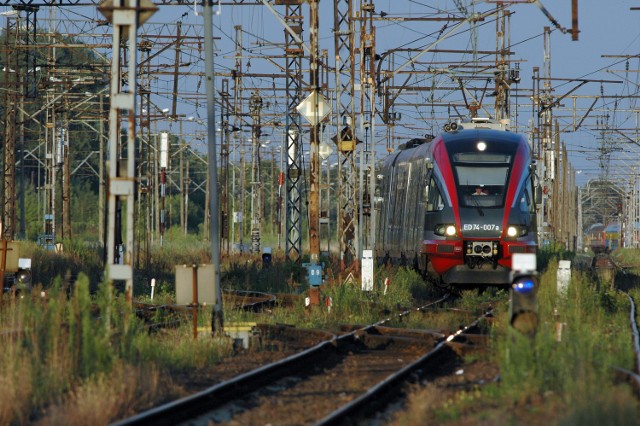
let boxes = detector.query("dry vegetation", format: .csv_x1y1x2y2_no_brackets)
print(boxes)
1,243,639,424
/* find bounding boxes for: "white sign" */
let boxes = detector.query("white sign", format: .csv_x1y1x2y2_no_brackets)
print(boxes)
512,253,536,274
319,142,333,160
297,91,330,126
361,250,374,291
160,132,169,168
175,264,217,305
557,260,571,295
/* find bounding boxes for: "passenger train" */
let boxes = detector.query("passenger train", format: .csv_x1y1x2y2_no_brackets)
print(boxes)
375,118,538,288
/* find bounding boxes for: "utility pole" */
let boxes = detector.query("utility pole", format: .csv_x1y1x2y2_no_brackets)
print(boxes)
233,25,244,251
159,132,168,245
359,1,376,255
333,0,358,273
203,0,224,336
308,0,321,264
532,26,554,246
2,13,19,241
99,0,157,303
249,91,263,254
220,79,231,255
493,4,512,125
61,113,71,240
138,42,152,267
99,94,105,247
15,5,38,241
284,2,303,263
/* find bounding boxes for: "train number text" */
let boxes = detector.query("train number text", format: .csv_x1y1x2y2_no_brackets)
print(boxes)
463,224,500,231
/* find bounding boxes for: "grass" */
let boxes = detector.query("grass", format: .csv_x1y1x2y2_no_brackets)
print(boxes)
3,242,640,424
3,242,433,424
0,272,232,424
396,251,640,425
222,264,438,329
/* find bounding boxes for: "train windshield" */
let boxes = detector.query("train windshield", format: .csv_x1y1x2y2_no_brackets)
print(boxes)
448,141,517,208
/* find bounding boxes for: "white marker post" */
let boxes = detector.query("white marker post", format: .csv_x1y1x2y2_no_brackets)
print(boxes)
361,250,374,291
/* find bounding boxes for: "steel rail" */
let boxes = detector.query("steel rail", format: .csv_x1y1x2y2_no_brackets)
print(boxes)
592,254,640,395
111,294,451,425
316,307,493,425
222,288,278,311
628,294,640,374
111,333,338,426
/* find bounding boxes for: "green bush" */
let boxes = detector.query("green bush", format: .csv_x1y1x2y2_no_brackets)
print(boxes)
494,261,635,423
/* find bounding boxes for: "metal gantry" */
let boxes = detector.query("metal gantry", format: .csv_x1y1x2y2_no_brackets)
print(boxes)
2,1,636,281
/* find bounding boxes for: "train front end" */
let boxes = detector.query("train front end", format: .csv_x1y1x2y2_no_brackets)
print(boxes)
425,124,537,287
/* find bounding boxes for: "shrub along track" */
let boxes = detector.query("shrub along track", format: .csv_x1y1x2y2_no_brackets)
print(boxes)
112,294,495,425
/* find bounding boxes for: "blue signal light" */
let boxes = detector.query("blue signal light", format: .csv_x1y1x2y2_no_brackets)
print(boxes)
513,278,535,294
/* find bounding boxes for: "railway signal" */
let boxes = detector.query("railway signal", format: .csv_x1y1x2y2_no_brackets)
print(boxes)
509,253,539,335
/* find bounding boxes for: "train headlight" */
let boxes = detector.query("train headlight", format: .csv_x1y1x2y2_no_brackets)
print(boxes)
435,224,457,237
506,225,528,238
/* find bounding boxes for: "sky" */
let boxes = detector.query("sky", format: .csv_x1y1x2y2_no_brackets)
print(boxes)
3,0,640,188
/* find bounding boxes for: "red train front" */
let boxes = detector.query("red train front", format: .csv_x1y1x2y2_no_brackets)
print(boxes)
375,120,538,288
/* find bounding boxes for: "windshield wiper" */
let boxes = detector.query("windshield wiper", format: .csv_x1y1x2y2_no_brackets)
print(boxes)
470,194,485,216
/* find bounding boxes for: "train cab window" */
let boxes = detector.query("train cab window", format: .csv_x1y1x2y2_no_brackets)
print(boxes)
456,165,508,208
447,139,518,209
424,176,444,212
518,177,535,214
517,186,531,213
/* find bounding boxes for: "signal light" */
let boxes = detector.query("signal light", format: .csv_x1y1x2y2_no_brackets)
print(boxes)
16,269,31,285
509,273,538,335
513,277,535,294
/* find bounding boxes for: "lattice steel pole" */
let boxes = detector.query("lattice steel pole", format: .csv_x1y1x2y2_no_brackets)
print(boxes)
1,14,18,241
359,1,376,253
284,2,303,263
220,79,230,255
249,91,263,254
333,0,358,272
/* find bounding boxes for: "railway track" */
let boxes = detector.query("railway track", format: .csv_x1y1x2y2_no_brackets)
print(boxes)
112,295,494,425
590,253,640,395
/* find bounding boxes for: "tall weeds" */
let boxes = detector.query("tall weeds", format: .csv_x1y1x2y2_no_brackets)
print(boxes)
0,272,231,424
494,259,636,423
